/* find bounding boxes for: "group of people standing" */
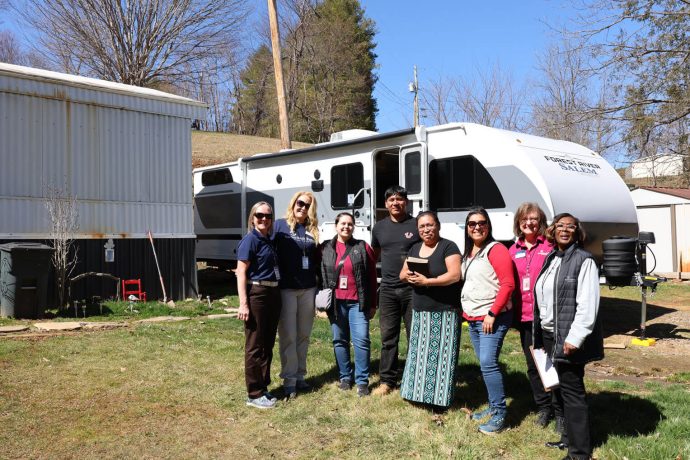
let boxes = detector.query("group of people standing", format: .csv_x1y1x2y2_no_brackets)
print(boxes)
236,187,603,460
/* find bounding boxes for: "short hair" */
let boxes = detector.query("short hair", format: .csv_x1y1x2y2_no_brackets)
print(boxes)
384,185,408,201
545,213,587,245
513,202,548,238
462,207,495,259
416,210,441,230
247,201,274,234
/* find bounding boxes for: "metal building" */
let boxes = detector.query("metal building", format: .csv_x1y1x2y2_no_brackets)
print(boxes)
631,186,690,279
0,63,207,304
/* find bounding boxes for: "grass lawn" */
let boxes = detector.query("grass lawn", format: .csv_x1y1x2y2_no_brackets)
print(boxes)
1,291,688,459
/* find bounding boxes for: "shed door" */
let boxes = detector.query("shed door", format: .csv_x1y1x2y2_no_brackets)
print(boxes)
399,143,427,216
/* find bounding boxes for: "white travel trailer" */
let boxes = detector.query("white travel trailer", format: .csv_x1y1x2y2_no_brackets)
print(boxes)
194,123,638,268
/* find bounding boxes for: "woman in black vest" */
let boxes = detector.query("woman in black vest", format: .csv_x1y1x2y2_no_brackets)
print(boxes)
320,212,377,397
533,213,603,460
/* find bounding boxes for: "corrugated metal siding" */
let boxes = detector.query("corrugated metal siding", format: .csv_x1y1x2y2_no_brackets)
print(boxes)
0,64,207,119
1,89,195,238
0,237,198,304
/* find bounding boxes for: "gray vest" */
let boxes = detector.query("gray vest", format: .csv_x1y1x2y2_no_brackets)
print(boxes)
533,244,604,364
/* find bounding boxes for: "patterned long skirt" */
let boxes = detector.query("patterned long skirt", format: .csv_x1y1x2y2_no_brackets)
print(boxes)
400,309,460,408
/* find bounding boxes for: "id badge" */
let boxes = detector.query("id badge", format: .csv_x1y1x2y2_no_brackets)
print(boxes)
522,276,530,292
339,276,348,289
302,256,309,270
274,266,281,281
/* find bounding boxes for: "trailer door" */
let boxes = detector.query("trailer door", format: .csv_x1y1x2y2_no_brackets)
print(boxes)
399,143,427,216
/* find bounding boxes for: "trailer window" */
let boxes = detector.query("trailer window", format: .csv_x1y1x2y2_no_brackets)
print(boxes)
404,152,421,194
331,163,364,209
429,156,505,210
201,168,233,186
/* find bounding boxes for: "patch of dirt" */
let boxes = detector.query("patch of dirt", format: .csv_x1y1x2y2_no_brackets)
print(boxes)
591,296,690,384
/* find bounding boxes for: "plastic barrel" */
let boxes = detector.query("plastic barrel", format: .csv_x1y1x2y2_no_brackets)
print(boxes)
602,236,637,286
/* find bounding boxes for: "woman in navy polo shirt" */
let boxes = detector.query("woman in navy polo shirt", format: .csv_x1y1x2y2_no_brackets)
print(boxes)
237,201,282,409
274,191,320,399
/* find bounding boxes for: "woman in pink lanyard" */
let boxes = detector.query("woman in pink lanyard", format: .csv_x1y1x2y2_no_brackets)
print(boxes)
508,203,557,429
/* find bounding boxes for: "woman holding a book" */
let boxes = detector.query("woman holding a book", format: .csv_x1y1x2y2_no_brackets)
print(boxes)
399,211,462,410
508,203,557,428
533,213,602,460
461,207,515,434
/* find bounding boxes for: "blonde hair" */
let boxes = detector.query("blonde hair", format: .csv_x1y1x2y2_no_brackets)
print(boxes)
285,191,319,241
247,201,274,234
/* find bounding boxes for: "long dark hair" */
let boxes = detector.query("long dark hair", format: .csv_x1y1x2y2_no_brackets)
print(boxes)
462,207,495,258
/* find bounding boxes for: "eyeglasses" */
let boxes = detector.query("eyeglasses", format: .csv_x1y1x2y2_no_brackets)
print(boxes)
555,223,577,231
468,220,488,229
254,213,273,220
295,199,311,210
520,217,539,223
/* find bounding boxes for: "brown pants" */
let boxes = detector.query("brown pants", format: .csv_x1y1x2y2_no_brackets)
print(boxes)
244,284,282,399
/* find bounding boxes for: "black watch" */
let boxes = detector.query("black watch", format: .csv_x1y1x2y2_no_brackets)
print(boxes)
487,310,495,318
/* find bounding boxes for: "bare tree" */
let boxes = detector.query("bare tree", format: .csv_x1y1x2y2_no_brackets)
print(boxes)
45,184,79,311
0,29,23,64
17,0,250,87
420,76,459,125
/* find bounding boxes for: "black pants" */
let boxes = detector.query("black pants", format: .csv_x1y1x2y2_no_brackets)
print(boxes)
378,285,412,386
518,321,552,411
244,284,282,399
543,330,592,460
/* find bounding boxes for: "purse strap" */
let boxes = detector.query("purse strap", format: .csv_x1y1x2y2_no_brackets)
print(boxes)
334,243,355,281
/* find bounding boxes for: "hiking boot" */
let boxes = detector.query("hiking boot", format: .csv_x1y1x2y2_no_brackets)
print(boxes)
471,406,495,421
545,440,568,450
372,383,394,396
246,395,276,409
296,380,312,392
357,384,370,397
264,391,279,402
283,386,297,400
478,411,506,435
535,408,554,427
338,379,352,391
555,415,566,435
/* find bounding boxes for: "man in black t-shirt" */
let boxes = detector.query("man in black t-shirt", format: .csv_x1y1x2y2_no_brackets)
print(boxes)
371,186,421,395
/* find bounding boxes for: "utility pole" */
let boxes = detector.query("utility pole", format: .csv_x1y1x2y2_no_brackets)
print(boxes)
409,65,419,127
267,0,291,149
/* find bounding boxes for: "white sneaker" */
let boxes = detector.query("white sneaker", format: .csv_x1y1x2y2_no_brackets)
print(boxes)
246,395,276,409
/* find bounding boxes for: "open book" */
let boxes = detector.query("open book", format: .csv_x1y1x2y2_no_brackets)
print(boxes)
530,346,560,391
406,256,430,277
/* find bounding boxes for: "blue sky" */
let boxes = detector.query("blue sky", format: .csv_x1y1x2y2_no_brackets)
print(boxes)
359,0,574,132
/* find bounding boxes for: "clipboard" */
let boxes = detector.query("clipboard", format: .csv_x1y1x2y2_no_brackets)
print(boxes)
530,346,560,391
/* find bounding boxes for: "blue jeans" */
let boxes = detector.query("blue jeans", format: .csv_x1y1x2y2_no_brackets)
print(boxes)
467,310,512,413
330,300,370,385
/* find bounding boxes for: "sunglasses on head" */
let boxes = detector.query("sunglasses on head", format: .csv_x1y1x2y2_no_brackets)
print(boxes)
295,199,311,210
468,220,488,229
255,212,273,220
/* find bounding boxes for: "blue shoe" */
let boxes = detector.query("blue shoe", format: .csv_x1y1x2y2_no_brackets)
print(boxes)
479,411,506,435
471,407,495,421
246,395,276,409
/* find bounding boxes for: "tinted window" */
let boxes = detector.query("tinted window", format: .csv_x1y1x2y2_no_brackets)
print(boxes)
429,156,505,211
201,168,233,186
404,152,421,194
331,163,364,209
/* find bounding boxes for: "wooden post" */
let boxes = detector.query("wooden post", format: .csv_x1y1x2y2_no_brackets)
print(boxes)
267,0,291,150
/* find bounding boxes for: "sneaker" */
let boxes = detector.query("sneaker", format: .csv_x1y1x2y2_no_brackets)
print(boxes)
535,408,554,427
283,386,297,400
372,383,394,396
246,395,276,409
357,384,370,397
555,415,566,435
478,411,506,435
338,379,352,391
471,406,495,421
264,391,278,402
296,380,312,392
